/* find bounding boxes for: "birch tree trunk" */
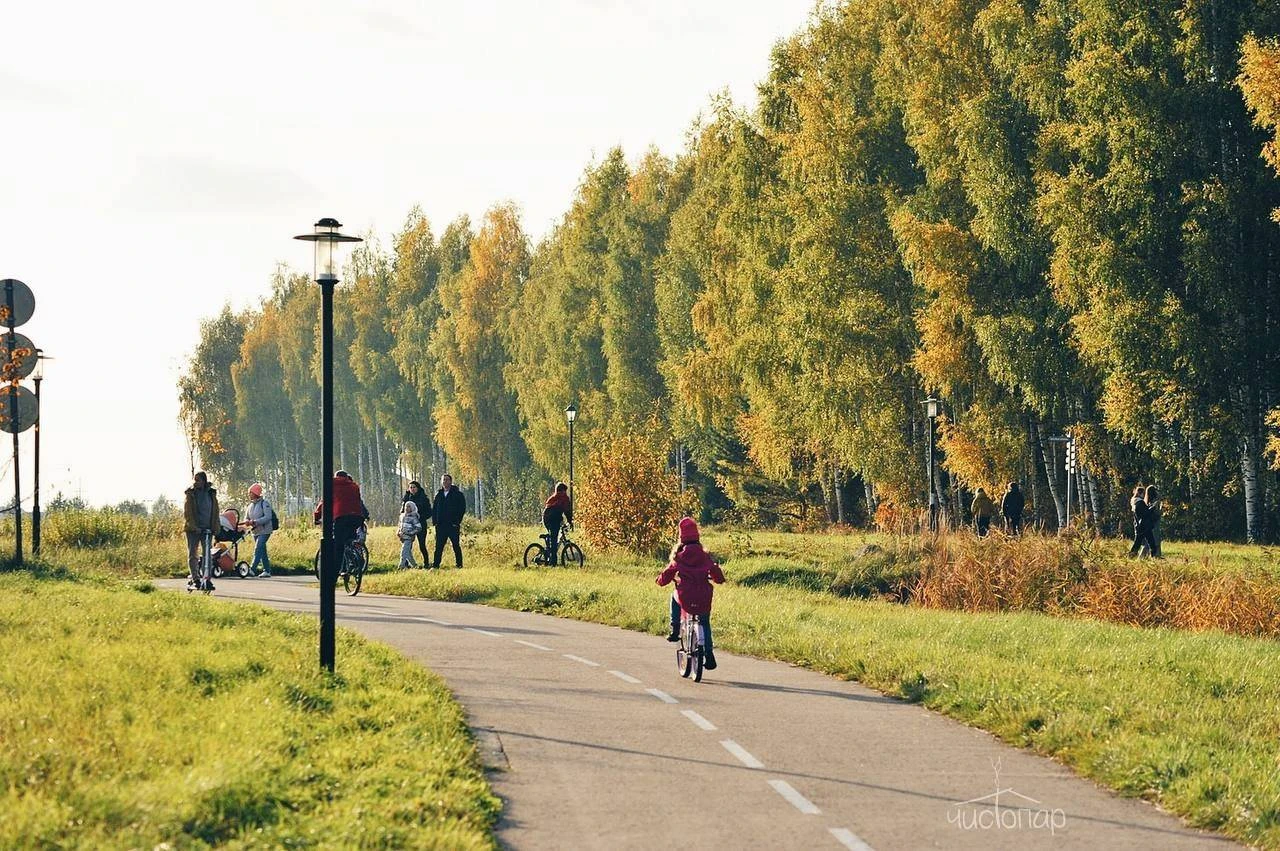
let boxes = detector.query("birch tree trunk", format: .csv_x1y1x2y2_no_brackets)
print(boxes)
1032,422,1067,530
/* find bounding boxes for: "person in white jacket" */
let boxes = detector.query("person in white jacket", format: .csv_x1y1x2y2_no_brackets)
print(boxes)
397,501,423,568
243,483,275,578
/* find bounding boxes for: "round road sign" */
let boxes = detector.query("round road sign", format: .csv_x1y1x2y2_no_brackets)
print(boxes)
0,385,37,434
0,280,36,328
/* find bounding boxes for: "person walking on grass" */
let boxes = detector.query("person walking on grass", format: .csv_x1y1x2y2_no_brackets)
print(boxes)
971,487,996,537
243,482,274,577
1128,484,1157,557
431,473,466,569
1001,482,1025,535
1145,485,1163,558
183,471,220,591
402,480,431,566
397,501,423,568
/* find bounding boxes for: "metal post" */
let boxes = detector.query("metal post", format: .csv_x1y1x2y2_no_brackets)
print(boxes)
1064,437,1073,529
568,417,575,505
5,279,20,564
927,414,938,532
32,372,40,556
319,279,336,672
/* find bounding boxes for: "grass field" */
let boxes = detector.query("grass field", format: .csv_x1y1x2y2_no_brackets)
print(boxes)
0,573,499,849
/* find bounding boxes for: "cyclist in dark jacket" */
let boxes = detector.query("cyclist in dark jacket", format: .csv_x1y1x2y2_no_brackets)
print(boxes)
431,474,467,568
402,480,432,565
541,482,573,565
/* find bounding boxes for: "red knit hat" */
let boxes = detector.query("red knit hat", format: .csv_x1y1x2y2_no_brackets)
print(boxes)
678,516,699,543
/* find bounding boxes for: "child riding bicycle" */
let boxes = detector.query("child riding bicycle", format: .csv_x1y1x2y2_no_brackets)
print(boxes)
656,517,724,670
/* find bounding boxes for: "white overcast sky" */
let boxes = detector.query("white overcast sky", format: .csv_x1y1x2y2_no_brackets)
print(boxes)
0,0,815,508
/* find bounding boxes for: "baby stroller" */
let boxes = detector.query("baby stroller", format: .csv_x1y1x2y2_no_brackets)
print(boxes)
211,508,252,579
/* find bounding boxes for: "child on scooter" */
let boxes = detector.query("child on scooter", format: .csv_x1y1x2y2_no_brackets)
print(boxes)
656,517,725,669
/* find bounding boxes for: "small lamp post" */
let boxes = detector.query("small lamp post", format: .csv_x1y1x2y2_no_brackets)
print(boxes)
294,218,363,673
923,396,940,532
32,350,44,557
565,404,577,505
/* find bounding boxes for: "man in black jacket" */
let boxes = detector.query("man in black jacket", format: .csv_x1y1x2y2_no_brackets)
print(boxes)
402,480,432,566
432,473,467,569
1001,482,1025,535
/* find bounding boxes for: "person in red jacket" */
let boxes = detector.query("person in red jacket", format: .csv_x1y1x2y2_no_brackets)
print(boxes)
541,482,573,565
656,517,725,670
312,471,369,575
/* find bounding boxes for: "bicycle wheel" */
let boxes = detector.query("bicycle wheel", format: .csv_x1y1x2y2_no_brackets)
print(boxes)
560,541,584,567
343,545,366,596
523,542,545,568
678,620,694,678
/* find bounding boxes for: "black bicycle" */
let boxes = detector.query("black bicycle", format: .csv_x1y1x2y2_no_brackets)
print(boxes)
523,528,585,568
314,534,370,596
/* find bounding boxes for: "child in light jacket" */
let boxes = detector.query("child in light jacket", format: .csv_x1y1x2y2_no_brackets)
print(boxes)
397,501,422,568
656,517,725,670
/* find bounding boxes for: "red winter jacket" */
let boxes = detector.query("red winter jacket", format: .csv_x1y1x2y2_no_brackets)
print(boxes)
313,476,366,522
656,542,725,616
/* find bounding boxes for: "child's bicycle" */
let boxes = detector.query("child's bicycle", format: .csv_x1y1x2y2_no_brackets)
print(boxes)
186,530,215,595
523,527,585,568
675,607,706,682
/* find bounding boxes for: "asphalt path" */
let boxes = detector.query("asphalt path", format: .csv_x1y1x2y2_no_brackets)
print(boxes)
160,575,1235,850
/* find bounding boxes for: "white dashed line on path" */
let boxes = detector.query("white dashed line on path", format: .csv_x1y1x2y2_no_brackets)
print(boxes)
829,827,874,850
414,616,453,626
466,627,503,637
681,709,717,731
608,670,642,684
768,779,820,814
564,654,602,667
645,688,679,704
720,740,763,768
514,640,553,651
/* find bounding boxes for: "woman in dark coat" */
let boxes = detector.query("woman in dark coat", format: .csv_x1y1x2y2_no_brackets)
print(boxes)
1128,485,1157,557
402,480,432,566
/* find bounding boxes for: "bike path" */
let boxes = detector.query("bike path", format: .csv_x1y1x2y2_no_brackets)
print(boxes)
160,576,1235,850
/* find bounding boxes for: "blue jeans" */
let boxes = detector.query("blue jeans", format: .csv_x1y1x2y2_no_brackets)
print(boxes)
670,597,713,653
251,532,272,573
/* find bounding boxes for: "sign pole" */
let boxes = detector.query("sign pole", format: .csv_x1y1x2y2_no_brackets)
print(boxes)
5,280,20,566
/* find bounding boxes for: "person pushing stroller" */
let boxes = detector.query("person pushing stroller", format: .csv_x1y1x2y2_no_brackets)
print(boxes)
656,517,724,670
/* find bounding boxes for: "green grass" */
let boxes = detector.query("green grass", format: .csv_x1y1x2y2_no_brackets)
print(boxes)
0,574,499,849
338,525,1280,848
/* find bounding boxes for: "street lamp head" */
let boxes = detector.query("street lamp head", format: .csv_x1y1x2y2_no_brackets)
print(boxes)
565,404,577,424
293,217,363,283
924,396,940,419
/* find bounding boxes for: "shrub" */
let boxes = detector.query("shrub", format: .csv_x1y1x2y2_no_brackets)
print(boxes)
577,432,698,557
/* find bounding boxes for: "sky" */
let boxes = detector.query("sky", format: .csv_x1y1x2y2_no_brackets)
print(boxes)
0,0,816,508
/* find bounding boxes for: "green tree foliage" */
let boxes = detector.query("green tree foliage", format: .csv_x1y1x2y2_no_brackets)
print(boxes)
431,204,531,482
179,0,1280,540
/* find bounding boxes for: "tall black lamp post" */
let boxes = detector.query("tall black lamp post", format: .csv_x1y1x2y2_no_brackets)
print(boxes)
566,404,577,504
924,396,940,532
294,218,362,673
32,350,44,557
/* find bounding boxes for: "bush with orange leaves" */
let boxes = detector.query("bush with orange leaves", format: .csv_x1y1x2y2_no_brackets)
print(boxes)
911,529,1280,638
577,433,699,558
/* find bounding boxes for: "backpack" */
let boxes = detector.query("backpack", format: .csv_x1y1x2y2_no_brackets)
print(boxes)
270,508,280,531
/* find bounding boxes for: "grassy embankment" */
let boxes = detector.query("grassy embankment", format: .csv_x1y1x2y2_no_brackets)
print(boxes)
10,513,1280,845
0,545,500,847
